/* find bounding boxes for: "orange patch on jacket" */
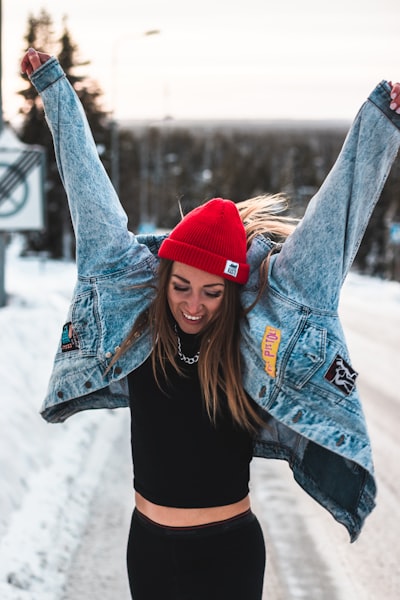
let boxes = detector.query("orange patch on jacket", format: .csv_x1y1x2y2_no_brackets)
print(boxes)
261,326,281,377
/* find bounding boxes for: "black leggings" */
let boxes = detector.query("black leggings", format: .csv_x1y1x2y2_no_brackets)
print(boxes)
126,508,266,600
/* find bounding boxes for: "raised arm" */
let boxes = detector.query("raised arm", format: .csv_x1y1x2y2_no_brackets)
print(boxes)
269,80,400,310
21,48,147,277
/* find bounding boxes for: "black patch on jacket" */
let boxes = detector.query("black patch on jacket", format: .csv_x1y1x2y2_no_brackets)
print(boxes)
324,355,358,395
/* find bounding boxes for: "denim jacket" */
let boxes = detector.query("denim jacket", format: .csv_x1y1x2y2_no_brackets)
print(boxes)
31,58,400,541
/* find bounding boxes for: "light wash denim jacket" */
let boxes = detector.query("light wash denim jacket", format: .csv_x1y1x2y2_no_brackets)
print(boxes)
31,58,400,541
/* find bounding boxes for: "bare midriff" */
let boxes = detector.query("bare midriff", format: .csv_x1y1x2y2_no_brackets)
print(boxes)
135,492,251,527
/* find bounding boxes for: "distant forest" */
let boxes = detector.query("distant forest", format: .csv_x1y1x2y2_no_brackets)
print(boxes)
114,120,400,280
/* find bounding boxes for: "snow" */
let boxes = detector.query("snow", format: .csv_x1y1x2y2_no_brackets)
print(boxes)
0,237,126,600
0,235,399,599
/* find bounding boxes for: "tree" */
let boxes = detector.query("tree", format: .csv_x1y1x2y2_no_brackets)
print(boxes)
18,10,110,259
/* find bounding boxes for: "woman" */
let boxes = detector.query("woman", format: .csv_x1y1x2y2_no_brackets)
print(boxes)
21,48,400,599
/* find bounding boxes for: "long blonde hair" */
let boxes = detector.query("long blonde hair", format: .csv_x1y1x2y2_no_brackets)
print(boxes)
237,194,298,314
109,194,297,431
237,193,297,244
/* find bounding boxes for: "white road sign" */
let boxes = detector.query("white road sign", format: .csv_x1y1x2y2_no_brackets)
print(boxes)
0,125,45,231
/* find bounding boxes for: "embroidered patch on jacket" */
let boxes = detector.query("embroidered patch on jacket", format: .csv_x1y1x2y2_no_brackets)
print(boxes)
61,322,80,352
223,260,239,278
261,325,281,378
324,355,358,395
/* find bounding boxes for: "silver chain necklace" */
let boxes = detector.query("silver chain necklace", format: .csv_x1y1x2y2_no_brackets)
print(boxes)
175,326,200,365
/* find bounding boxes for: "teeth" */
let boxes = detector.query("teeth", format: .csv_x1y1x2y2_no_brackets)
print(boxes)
183,312,202,321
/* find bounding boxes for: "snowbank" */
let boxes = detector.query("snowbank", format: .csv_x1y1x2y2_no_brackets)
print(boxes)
0,238,126,599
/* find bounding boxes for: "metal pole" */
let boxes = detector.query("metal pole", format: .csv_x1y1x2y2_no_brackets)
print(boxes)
110,29,160,194
0,233,6,307
110,119,119,195
0,0,3,134
139,127,149,227
0,0,6,307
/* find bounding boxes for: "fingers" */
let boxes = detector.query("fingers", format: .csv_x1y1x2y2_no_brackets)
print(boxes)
21,48,40,76
390,82,400,114
20,48,51,76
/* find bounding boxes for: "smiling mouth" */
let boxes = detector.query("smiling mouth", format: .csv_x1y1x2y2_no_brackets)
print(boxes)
182,312,202,321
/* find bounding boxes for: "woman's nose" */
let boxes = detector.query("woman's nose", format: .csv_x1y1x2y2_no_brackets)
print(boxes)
185,293,202,313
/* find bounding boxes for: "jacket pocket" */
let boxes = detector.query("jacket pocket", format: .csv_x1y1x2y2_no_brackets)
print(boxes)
284,322,359,405
284,322,327,389
56,289,100,359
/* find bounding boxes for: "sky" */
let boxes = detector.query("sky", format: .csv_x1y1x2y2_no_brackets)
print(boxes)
1,0,400,124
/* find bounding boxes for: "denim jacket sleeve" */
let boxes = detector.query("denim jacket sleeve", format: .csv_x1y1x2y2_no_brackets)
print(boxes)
30,57,149,277
270,81,400,310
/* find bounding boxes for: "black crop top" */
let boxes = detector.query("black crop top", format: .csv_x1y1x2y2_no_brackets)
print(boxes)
128,330,253,508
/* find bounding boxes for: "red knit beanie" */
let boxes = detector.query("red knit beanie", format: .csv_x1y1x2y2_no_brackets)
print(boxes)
158,198,249,284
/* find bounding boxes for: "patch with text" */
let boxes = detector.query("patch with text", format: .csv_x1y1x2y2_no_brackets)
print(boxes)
223,260,239,278
261,325,281,378
324,354,358,395
61,322,80,352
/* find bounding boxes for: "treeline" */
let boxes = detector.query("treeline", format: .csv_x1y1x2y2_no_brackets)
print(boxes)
115,121,346,228
113,120,400,279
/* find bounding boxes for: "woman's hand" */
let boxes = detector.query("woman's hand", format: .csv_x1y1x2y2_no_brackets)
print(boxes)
21,48,52,77
390,82,400,114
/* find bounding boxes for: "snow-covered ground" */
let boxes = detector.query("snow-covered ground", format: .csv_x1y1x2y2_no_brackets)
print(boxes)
0,237,125,600
0,235,399,600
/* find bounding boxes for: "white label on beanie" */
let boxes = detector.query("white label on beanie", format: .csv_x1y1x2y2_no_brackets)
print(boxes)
224,260,239,278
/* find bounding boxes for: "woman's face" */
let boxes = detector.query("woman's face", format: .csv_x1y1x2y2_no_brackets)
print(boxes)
167,262,225,334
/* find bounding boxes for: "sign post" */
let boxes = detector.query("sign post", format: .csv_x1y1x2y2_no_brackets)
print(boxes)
0,231,5,306
0,0,4,305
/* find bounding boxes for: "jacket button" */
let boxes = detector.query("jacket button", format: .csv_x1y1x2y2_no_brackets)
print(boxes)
336,434,345,447
57,391,64,399
292,410,303,423
105,351,112,358
115,366,122,375
84,381,92,389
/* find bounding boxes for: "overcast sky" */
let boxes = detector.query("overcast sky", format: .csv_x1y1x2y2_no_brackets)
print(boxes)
2,0,400,124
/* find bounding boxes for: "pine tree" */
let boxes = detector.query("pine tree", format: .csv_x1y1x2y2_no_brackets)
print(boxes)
18,10,110,259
